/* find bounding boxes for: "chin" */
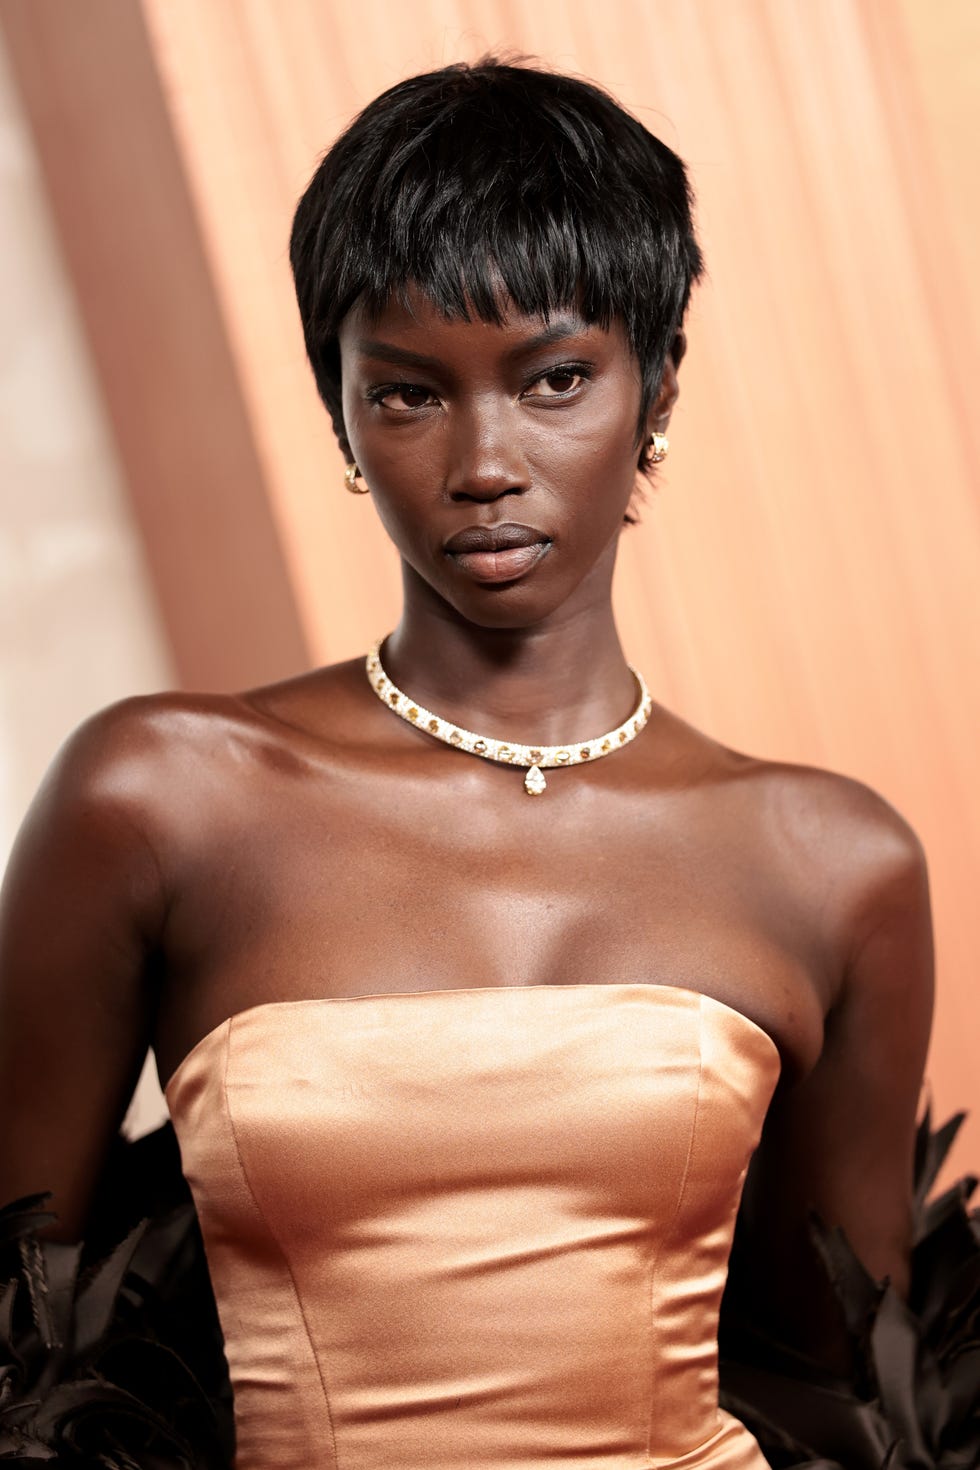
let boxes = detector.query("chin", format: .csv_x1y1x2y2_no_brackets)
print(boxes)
402,541,614,630
437,578,586,633
448,602,556,632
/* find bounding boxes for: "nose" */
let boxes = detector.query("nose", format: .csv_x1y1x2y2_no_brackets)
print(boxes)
444,399,531,503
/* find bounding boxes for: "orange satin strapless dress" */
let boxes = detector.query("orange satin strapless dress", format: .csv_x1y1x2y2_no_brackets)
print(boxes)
165,983,780,1470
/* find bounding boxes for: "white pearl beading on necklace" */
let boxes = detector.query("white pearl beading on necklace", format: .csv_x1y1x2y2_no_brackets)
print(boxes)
366,638,654,795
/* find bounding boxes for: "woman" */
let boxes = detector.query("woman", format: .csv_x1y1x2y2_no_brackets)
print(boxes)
0,56,964,1470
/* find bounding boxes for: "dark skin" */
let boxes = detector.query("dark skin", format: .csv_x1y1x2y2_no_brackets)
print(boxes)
0,287,934,1369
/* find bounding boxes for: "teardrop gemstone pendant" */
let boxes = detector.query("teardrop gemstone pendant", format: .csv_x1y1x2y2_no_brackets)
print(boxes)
524,765,547,796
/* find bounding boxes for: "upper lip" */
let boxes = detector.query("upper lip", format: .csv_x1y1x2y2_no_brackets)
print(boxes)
444,523,550,554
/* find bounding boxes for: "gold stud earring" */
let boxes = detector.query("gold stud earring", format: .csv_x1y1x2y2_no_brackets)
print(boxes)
648,432,669,464
344,462,370,495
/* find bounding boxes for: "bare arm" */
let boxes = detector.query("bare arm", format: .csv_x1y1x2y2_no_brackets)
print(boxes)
733,793,934,1368
0,700,169,1239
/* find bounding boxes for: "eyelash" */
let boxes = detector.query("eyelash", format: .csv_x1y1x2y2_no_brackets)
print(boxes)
364,361,595,412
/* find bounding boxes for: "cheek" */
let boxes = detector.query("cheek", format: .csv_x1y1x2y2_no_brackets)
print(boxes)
355,443,440,567
341,380,428,489
531,403,640,526
369,485,420,552
362,444,437,539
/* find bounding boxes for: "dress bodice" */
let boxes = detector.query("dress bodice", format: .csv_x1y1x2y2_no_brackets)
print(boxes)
165,983,780,1470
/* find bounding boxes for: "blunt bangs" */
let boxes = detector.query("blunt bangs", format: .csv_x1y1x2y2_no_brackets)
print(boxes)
289,58,703,476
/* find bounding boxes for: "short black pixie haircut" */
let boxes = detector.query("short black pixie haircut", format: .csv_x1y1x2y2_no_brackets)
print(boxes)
289,56,704,486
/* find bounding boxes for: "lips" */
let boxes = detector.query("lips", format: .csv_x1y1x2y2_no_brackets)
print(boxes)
444,522,552,585
443,523,549,555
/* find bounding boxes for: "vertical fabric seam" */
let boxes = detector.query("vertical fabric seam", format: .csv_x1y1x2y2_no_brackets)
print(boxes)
221,1018,342,1470
645,993,705,1462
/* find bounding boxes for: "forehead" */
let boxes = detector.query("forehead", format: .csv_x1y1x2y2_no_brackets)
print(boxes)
338,282,629,364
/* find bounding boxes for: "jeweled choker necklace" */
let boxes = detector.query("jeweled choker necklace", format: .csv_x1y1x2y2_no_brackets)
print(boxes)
365,638,653,796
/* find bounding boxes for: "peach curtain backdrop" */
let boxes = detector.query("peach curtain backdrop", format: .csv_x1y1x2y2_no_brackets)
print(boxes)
2,1,978,1173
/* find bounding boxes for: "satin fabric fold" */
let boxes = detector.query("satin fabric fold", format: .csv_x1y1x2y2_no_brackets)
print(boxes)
166,983,780,1469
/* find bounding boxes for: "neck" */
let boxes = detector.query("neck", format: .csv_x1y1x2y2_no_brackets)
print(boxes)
381,580,639,748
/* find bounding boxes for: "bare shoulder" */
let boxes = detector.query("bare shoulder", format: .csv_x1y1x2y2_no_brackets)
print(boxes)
738,748,925,877
56,659,365,782
663,710,929,988
8,686,284,889
714,734,929,998
665,708,924,871
30,686,256,814
14,657,374,871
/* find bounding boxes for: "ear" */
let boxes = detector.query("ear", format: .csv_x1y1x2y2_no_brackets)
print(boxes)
645,331,686,438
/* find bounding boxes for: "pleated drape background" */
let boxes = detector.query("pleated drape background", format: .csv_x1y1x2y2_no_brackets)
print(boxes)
1,1,978,1171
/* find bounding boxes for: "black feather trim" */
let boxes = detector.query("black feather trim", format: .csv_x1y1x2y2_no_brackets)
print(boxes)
718,1107,980,1468
0,1130,232,1468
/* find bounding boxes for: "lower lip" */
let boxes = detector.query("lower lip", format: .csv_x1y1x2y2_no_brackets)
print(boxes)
448,542,551,584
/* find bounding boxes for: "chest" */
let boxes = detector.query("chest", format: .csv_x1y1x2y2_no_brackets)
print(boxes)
154,760,832,1081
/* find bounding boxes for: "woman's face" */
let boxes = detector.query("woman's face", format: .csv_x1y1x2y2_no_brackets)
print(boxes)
338,285,678,630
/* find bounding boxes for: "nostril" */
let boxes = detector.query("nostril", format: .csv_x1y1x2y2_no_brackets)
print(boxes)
448,481,528,503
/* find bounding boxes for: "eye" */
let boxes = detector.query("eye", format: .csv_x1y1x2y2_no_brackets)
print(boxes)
524,364,592,399
366,383,437,412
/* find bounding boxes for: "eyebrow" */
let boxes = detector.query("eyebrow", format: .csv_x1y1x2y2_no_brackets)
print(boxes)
355,317,592,373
